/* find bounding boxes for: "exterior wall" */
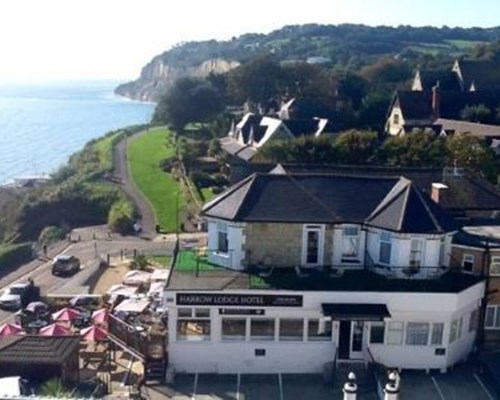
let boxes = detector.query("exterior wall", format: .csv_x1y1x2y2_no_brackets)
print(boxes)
165,281,485,374
386,106,405,136
207,220,245,270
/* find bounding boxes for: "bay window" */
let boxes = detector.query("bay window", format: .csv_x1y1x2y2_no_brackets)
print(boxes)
410,239,424,268
386,321,404,345
405,322,430,346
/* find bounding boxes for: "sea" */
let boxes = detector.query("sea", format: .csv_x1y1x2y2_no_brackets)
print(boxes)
0,81,155,184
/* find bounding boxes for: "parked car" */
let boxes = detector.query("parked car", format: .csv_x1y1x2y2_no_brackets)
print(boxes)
0,282,40,311
51,254,80,276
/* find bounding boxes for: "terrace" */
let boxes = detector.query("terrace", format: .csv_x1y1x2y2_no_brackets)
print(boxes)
168,250,484,293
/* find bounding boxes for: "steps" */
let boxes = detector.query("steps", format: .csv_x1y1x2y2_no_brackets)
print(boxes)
333,362,381,400
145,359,166,383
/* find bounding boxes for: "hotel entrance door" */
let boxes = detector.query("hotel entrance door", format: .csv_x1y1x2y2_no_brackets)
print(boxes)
338,320,364,360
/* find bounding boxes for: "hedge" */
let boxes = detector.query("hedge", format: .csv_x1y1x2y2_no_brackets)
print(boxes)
0,242,34,271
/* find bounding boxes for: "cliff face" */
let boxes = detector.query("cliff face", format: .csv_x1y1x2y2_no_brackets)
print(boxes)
115,57,239,102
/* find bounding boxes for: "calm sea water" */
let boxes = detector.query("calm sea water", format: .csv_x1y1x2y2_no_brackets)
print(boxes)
0,81,154,184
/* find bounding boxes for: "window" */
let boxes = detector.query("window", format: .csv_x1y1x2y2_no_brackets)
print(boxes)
485,306,500,330
410,239,424,268
379,232,392,264
449,318,463,343
279,319,304,341
462,254,475,272
393,113,400,125
386,321,404,345
342,226,360,261
370,322,385,344
406,322,430,346
250,318,275,341
469,309,479,333
222,318,247,341
307,319,332,341
431,323,444,345
439,237,446,266
217,223,228,253
177,308,211,341
490,257,500,276
303,225,324,266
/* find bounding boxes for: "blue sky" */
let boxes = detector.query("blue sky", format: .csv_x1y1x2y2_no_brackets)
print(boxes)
0,0,497,82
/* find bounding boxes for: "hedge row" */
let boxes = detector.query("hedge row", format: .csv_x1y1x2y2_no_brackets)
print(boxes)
0,242,34,271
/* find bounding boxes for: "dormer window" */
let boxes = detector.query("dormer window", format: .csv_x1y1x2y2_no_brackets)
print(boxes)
341,226,360,262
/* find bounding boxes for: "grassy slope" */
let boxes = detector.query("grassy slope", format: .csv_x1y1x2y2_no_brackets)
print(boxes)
127,127,182,232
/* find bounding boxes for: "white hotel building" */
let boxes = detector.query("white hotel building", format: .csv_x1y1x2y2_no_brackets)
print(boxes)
163,171,485,375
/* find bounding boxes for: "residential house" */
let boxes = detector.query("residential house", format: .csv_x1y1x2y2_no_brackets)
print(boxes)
163,170,485,375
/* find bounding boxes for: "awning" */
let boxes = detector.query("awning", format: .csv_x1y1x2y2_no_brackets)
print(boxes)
321,303,391,321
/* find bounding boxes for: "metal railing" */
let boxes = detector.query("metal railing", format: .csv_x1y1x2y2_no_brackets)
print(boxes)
365,347,386,400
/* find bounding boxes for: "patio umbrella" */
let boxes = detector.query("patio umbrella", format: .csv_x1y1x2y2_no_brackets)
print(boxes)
52,307,81,322
81,325,108,342
25,301,49,313
39,323,71,336
91,308,109,325
0,323,24,337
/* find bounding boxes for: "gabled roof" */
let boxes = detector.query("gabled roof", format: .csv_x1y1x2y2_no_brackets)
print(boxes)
366,178,454,233
202,172,454,233
436,118,500,138
414,69,462,91
456,60,500,91
0,336,79,364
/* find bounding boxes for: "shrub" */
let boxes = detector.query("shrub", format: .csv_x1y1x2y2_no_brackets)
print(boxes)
38,225,67,246
0,243,34,271
212,173,229,187
158,156,178,172
107,200,137,235
129,254,150,271
190,171,214,188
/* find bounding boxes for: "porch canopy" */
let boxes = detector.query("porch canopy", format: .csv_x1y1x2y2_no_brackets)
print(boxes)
321,303,390,321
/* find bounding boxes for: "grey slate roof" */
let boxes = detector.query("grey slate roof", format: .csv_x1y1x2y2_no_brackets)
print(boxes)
202,172,455,233
416,70,462,91
0,336,79,364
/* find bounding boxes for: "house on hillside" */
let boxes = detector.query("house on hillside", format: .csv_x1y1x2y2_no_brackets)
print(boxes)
163,169,486,375
220,112,335,164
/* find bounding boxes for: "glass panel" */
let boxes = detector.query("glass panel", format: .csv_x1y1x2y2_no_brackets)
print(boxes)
370,322,385,344
431,323,444,345
351,321,364,352
307,319,332,341
386,322,404,345
406,322,430,346
177,320,211,341
449,319,458,342
462,254,474,272
306,230,319,264
178,308,192,318
195,308,210,318
495,309,500,328
491,257,500,275
379,242,391,264
250,319,275,341
342,227,359,259
485,307,495,328
218,231,228,253
222,318,246,341
279,319,304,341
410,239,423,268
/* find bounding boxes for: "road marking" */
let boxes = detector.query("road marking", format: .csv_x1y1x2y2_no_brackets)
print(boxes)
192,373,198,400
431,376,446,400
236,373,241,400
278,373,284,400
474,373,495,400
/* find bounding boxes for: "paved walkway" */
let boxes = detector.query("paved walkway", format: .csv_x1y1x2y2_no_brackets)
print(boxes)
114,131,156,238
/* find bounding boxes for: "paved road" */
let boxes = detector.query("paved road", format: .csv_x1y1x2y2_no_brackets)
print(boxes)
0,233,176,324
114,131,156,238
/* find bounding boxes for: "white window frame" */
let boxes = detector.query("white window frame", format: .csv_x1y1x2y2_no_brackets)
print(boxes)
216,222,229,254
405,322,430,346
369,322,385,344
379,232,392,265
462,254,475,272
485,305,500,330
176,308,211,342
301,225,325,267
430,323,444,345
386,321,404,345
490,256,500,276
410,238,424,268
341,225,360,262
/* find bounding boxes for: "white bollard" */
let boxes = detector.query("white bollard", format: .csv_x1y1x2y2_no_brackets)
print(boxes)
343,372,357,400
384,371,400,400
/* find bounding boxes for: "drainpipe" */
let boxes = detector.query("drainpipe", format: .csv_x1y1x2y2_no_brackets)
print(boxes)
478,240,491,352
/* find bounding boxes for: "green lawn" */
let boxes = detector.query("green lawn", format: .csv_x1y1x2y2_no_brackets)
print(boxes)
175,250,219,271
127,127,182,232
147,255,172,268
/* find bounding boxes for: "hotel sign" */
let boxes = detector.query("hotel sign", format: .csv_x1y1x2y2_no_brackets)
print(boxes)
176,293,303,307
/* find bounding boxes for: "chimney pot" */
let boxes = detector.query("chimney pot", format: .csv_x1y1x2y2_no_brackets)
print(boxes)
431,182,448,204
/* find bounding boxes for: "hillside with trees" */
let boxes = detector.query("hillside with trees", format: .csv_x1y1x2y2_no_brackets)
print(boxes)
116,23,500,101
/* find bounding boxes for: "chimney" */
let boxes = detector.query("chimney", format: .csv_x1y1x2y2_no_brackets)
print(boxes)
431,182,448,204
431,81,441,120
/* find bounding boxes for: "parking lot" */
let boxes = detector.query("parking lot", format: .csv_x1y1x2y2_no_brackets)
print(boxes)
144,364,497,400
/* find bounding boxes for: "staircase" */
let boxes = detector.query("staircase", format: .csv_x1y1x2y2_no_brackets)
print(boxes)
145,359,166,383
333,362,380,400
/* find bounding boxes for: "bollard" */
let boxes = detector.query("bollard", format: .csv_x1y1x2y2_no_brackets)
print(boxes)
384,371,400,400
343,372,357,400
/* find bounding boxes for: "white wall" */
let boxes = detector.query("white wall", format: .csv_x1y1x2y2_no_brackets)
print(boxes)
166,281,485,374
206,219,245,270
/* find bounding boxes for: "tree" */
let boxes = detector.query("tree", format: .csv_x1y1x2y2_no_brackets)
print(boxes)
152,77,224,131
335,130,379,164
460,104,492,124
446,135,497,181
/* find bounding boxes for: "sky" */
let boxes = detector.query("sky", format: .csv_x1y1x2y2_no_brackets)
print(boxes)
0,0,499,83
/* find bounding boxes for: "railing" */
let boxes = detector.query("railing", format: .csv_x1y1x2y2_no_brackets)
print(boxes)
365,347,386,400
